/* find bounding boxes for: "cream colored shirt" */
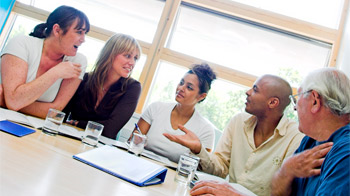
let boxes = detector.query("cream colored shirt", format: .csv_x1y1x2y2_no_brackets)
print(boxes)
197,112,304,196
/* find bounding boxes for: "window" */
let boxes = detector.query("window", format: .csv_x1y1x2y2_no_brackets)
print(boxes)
1,0,348,131
146,61,249,130
5,15,38,40
17,0,165,43
167,4,331,87
230,0,344,29
146,61,186,106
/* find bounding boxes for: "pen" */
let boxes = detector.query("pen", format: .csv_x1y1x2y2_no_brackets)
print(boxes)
134,123,142,134
66,112,72,123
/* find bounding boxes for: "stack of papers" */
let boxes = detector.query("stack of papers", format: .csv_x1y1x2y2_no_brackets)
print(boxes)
0,108,86,140
73,145,168,186
141,150,177,170
58,124,84,140
98,136,178,170
0,108,44,129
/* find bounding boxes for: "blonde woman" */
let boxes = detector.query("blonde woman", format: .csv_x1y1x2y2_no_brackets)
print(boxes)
64,33,142,139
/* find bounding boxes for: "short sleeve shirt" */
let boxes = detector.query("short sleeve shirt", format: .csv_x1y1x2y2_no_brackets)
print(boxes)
0,35,87,102
141,101,215,163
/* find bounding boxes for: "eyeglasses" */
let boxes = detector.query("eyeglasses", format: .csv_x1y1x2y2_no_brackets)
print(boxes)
289,90,312,107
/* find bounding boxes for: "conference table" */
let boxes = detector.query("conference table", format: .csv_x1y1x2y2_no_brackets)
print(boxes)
0,126,191,196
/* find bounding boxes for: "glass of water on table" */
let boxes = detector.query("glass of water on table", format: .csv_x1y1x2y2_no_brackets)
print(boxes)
82,121,104,147
42,108,66,136
175,153,200,185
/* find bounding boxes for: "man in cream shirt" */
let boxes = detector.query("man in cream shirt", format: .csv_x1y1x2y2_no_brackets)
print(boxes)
164,74,304,196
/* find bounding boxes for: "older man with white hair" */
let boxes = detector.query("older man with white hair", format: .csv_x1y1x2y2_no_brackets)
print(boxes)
271,67,350,196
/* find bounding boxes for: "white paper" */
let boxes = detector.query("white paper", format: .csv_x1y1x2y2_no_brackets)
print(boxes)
98,136,178,169
195,171,257,196
26,115,45,128
98,136,120,146
74,145,166,184
141,150,178,169
0,108,6,121
0,108,44,128
58,124,84,139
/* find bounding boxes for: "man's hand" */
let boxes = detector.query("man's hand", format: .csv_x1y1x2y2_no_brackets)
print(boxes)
283,142,333,178
163,124,202,154
271,142,333,196
190,180,246,196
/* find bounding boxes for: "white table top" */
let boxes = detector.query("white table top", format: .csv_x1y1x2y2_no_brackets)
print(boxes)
0,128,191,196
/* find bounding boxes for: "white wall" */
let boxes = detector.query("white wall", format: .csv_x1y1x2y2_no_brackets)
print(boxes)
337,3,350,78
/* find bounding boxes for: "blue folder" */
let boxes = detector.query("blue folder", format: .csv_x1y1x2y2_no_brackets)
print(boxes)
73,145,168,186
0,120,36,137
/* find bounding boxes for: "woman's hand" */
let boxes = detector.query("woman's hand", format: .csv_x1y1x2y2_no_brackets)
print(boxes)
51,61,82,79
66,119,79,126
1,55,82,112
163,124,202,154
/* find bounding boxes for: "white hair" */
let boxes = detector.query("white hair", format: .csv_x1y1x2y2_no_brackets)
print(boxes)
300,67,350,116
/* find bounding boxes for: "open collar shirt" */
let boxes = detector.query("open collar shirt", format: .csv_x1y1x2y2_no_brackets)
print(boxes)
197,112,304,196
291,124,350,196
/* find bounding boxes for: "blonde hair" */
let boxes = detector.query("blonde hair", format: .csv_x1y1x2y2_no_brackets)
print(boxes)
82,33,141,110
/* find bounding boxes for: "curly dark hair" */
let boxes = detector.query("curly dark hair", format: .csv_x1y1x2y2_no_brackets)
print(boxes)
187,62,217,103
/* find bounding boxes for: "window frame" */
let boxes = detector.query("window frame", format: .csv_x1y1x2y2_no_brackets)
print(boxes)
0,0,349,114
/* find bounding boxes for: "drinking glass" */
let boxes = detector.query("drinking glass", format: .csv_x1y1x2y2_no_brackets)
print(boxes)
128,132,147,156
42,108,65,136
174,153,200,185
81,121,104,147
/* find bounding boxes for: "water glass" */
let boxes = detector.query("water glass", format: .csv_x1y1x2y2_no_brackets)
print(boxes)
175,153,200,185
82,121,104,147
42,108,65,136
128,132,147,156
